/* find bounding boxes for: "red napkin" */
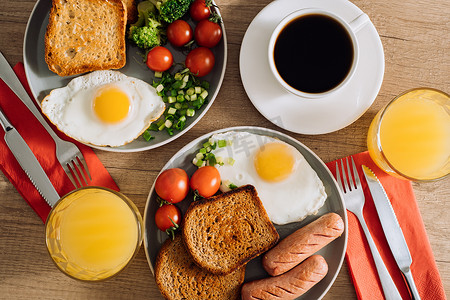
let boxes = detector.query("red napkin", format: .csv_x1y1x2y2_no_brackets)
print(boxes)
0,63,119,222
326,152,446,300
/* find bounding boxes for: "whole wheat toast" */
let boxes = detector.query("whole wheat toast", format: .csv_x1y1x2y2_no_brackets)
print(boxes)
45,0,127,76
154,234,245,300
182,185,279,274
121,0,137,23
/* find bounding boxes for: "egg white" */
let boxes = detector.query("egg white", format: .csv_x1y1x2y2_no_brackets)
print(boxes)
41,70,165,147
209,131,327,225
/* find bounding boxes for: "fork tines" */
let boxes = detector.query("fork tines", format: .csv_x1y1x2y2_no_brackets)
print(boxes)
335,156,361,193
65,156,92,188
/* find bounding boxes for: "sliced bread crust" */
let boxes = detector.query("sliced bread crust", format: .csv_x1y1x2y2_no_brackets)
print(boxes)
154,235,245,300
45,0,127,76
182,185,279,274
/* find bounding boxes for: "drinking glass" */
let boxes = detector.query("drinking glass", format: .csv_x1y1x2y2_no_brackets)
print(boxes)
367,88,450,181
45,186,143,281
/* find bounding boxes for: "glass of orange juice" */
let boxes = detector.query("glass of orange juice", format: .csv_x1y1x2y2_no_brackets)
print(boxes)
367,88,450,181
45,186,143,281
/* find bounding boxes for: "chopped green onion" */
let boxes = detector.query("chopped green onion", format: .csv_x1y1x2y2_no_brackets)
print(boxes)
142,130,154,141
228,183,238,189
218,140,227,148
156,119,165,127
164,119,173,128
174,73,183,81
186,87,195,95
195,159,204,167
187,108,195,117
215,156,224,165
156,84,164,93
148,123,159,131
167,107,177,115
201,81,210,90
144,70,211,142
200,90,208,100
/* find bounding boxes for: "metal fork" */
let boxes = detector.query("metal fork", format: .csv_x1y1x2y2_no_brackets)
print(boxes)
0,52,91,188
335,157,402,300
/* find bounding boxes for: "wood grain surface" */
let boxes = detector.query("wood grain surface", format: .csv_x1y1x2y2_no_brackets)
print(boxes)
0,0,448,299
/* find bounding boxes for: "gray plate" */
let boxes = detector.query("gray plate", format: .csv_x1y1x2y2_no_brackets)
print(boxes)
143,126,348,300
23,0,227,152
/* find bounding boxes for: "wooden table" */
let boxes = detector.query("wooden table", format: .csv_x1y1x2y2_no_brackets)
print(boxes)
0,0,448,298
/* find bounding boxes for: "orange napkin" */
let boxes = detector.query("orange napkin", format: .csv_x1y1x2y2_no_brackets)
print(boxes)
326,152,446,300
0,63,119,223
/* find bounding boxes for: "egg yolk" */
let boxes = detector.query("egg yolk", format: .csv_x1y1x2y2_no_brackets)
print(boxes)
93,86,131,123
254,142,296,182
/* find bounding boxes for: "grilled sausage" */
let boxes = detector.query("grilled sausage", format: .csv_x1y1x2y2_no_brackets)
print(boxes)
241,255,328,300
263,212,344,276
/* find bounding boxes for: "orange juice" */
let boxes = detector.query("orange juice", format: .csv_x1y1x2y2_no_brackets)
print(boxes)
368,88,450,180
46,187,142,281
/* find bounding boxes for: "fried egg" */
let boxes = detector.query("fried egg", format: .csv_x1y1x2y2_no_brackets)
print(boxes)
208,131,327,225
41,70,165,147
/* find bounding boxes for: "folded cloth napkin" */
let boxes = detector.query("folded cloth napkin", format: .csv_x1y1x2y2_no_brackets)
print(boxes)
326,152,446,300
0,63,119,223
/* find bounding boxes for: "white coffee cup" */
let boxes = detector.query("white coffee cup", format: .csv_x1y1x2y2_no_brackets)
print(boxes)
268,9,370,99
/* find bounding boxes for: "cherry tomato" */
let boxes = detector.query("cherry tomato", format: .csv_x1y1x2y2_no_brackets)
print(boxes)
167,20,193,47
146,46,173,72
190,166,221,198
155,168,189,203
155,204,181,232
194,19,222,48
185,47,215,77
190,0,210,21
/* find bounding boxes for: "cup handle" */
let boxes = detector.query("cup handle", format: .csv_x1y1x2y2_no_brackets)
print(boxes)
349,13,370,33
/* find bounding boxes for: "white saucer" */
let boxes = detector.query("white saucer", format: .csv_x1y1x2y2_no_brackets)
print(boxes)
239,0,384,135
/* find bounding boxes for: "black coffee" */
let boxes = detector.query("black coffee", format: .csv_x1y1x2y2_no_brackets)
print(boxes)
273,14,354,94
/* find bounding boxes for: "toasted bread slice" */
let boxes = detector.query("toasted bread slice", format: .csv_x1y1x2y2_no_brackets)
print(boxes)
182,185,279,274
121,0,137,23
155,235,245,300
45,0,127,76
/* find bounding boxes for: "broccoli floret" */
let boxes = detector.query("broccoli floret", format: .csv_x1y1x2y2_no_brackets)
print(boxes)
128,1,164,49
150,0,193,23
129,26,161,49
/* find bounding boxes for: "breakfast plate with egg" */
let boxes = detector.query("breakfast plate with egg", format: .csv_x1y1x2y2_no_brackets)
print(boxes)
143,126,348,299
22,0,227,152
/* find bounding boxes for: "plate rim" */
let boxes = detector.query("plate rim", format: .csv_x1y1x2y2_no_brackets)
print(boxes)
143,125,348,299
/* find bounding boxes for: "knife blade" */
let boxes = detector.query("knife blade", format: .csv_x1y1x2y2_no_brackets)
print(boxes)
362,165,421,300
0,106,60,208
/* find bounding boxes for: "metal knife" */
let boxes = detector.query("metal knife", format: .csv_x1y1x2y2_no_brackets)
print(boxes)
0,52,63,144
0,106,60,208
362,165,421,300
